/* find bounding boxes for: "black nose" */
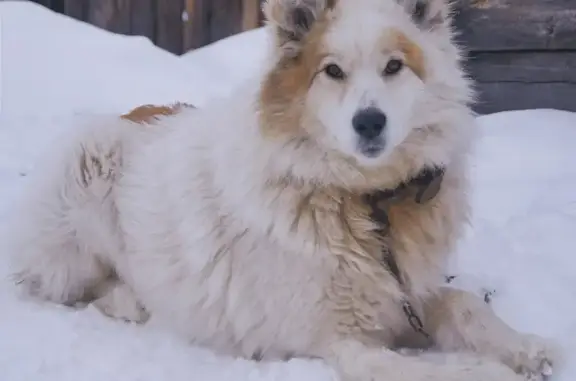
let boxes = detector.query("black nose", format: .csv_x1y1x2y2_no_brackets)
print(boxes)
352,108,387,140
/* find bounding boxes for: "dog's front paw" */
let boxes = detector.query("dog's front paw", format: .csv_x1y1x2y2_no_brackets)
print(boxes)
507,334,560,381
92,282,150,324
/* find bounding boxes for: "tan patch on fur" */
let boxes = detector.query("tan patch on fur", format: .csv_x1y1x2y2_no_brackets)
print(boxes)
390,30,426,81
259,14,331,138
121,102,195,124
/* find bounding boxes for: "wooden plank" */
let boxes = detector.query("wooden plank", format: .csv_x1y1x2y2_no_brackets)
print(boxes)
156,0,184,54
258,0,265,25
183,0,201,51
242,0,261,31
461,0,576,12
473,82,576,114
183,0,243,51
209,0,243,42
115,0,132,35
130,0,155,41
466,51,576,83
86,0,132,35
454,0,576,51
63,0,87,20
49,0,64,13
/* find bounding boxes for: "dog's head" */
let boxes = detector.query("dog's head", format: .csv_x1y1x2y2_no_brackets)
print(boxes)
259,0,473,186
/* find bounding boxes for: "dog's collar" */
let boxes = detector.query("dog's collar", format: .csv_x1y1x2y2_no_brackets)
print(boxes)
362,166,445,340
362,166,445,236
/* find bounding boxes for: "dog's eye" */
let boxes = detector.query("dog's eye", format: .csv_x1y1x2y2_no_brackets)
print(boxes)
384,59,404,76
323,64,346,80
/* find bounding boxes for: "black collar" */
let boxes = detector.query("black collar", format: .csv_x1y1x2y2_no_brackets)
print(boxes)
363,166,445,236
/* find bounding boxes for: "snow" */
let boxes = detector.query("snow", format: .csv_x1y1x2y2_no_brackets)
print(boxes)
0,2,574,380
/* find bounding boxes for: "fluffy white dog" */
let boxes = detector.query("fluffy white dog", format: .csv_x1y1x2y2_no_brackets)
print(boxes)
11,0,559,380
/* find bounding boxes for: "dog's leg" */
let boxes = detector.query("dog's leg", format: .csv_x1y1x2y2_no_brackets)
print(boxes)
11,120,123,307
92,279,150,324
424,287,560,380
12,236,110,306
320,338,524,381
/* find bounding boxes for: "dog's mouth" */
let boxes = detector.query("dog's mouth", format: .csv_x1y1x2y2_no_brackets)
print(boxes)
357,138,385,158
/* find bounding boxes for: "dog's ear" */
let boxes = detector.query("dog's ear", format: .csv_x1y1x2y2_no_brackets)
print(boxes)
263,0,331,58
402,0,452,30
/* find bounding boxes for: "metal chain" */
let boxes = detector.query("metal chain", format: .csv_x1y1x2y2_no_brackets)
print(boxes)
364,167,445,340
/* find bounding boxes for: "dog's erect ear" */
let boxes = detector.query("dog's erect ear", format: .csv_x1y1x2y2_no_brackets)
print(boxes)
401,0,452,30
263,0,331,57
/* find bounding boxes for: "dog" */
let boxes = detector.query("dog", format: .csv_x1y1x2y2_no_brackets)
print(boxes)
10,0,559,380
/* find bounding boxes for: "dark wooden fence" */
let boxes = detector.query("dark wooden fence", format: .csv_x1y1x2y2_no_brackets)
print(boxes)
11,0,576,114
24,0,264,54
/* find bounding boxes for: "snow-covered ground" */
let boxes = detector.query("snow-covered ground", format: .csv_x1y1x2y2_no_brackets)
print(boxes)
0,2,574,380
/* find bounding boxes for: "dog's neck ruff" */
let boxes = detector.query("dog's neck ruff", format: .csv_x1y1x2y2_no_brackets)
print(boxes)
363,166,445,340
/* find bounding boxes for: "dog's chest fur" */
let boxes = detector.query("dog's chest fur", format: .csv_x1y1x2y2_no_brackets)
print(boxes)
291,188,410,340
278,181,460,345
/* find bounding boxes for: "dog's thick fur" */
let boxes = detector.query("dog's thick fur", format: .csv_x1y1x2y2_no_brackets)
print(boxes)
10,0,558,380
